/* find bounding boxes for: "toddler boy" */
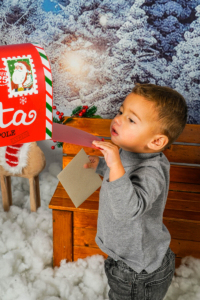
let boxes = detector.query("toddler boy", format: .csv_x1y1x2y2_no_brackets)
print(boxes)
84,83,188,300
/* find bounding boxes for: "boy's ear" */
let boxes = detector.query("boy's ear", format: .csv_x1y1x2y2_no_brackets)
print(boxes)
147,135,169,151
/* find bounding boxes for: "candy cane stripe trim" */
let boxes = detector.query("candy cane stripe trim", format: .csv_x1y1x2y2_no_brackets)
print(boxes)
46,94,52,106
46,102,52,112
46,112,52,139
32,43,52,140
46,81,52,95
32,43,43,49
39,52,48,60
41,56,50,70
46,127,52,138
46,115,52,125
36,48,46,56
45,76,52,87
46,110,52,122
46,103,52,122
43,67,52,80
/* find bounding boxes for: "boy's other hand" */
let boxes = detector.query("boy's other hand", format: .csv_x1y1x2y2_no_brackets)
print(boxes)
83,155,100,171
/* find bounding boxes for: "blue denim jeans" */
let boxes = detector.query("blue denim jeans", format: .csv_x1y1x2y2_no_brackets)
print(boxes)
104,247,176,300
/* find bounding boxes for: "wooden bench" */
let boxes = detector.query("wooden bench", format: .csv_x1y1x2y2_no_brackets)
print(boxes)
49,117,200,269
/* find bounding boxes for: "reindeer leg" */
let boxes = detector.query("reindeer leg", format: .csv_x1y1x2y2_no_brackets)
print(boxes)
35,175,41,208
0,175,10,211
29,177,37,212
6,176,12,206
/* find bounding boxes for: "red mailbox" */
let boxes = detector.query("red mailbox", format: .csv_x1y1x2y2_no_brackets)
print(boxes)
0,43,53,147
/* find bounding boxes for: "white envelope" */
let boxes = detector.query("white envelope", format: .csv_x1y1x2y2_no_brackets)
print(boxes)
57,148,102,207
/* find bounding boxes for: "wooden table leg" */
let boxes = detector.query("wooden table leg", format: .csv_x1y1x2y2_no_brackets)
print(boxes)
29,177,37,212
52,210,73,267
6,176,12,206
35,175,41,208
0,175,10,211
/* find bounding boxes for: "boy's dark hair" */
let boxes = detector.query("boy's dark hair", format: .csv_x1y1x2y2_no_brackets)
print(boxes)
132,83,188,150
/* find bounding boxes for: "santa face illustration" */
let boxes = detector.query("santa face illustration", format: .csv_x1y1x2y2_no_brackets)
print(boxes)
12,64,26,85
11,61,33,92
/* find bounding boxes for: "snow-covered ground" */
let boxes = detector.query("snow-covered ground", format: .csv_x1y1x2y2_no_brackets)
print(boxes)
0,140,200,300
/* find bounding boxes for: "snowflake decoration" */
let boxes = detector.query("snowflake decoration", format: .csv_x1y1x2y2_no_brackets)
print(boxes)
19,96,27,105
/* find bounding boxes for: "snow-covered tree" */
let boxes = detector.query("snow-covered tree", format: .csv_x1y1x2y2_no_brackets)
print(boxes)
141,0,200,61
169,4,200,124
0,0,200,122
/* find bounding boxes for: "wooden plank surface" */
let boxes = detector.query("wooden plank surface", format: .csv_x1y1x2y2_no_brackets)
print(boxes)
73,207,200,229
53,186,100,201
169,182,200,193
73,245,195,271
73,227,200,260
63,142,200,165
62,117,111,137
74,223,200,246
63,156,200,185
49,196,99,212
50,195,200,222
50,184,200,214
62,117,200,144
163,217,200,242
165,201,200,214
175,124,200,144
73,245,107,260
164,209,200,221
169,165,200,184
169,239,200,259
72,211,200,242
52,210,73,267
74,227,98,248
175,257,182,269
63,143,104,157
163,144,200,164
74,211,98,228
73,246,182,269
167,190,200,201
166,198,200,211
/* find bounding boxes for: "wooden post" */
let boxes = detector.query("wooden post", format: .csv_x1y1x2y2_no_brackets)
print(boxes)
35,175,41,208
29,177,37,212
0,175,10,211
52,210,73,267
6,176,12,206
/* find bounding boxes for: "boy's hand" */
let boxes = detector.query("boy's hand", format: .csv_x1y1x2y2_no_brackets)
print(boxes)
92,140,121,170
83,155,100,171
92,140,125,181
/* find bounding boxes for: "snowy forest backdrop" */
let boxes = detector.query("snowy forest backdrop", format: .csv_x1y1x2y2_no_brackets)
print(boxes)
1,2,200,299
1,0,200,123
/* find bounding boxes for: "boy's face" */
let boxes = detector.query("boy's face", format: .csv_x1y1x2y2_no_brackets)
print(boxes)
110,93,161,153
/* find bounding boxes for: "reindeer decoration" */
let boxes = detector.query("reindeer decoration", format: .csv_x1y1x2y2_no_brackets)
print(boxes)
0,142,46,212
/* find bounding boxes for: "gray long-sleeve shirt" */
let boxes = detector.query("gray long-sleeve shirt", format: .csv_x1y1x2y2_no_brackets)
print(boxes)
95,148,171,274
